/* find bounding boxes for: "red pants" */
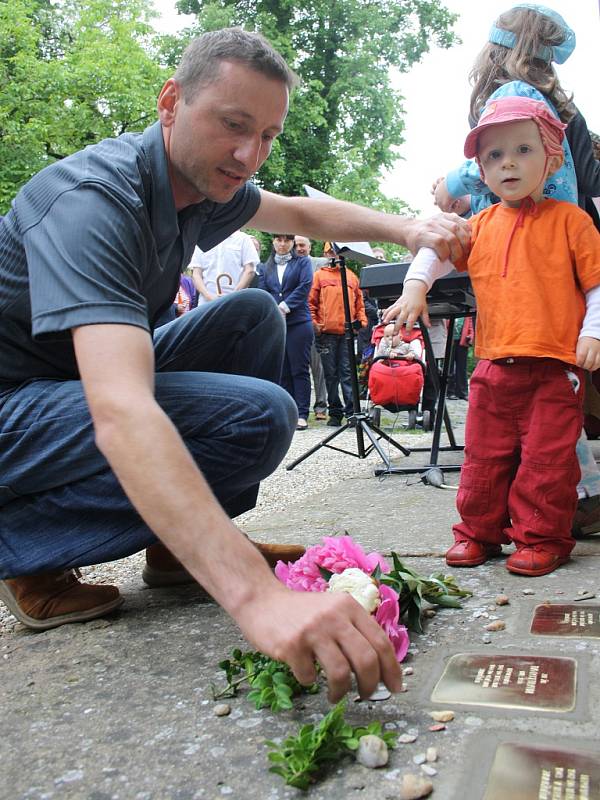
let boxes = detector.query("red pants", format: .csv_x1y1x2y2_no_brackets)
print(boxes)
453,358,583,557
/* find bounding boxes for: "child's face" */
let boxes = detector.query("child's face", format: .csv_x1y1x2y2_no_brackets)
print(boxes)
477,120,560,208
384,324,395,341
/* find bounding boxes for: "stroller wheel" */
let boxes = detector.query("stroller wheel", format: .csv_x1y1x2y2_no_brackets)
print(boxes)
370,407,382,428
422,410,433,431
407,409,417,429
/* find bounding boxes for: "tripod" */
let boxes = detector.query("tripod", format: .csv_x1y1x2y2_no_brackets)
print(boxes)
286,255,410,471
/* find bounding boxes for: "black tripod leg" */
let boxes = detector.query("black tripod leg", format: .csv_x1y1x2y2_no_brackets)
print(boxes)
286,423,352,470
366,422,411,456
359,421,391,469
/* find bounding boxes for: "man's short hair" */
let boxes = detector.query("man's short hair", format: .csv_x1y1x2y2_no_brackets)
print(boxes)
174,27,299,101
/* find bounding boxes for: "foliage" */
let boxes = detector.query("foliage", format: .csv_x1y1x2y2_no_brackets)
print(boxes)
0,0,165,211
267,700,397,790
377,551,472,633
175,0,458,209
212,648,319,711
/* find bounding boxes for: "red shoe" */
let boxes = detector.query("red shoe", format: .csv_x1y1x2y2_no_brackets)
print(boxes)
506,547,569,577
445,540,503,567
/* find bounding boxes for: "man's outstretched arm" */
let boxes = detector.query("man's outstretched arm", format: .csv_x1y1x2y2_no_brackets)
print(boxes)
73,323,402,701
249,190,471,264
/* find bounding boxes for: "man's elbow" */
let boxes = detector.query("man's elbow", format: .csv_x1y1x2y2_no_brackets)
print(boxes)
88,390,157,456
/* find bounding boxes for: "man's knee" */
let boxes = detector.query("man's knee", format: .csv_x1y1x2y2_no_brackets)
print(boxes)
224,287,279,322
260,380,297,437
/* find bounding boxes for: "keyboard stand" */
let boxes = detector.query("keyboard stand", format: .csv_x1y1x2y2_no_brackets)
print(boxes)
373,305,475,482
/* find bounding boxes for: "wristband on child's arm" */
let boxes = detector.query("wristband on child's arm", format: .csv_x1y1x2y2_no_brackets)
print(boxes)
405,247,455,291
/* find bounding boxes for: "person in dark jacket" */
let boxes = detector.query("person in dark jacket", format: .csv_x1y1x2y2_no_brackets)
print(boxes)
258,235,314,430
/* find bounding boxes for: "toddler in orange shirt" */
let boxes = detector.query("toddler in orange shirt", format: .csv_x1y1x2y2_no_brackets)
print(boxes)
386,96,600,577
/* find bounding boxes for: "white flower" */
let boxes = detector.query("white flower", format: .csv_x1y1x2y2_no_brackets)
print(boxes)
327,568,380,613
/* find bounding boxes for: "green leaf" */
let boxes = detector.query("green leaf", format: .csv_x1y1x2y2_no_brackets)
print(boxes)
318,566,333,581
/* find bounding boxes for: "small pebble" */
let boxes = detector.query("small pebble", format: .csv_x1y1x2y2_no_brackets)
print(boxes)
495,594,510,606
426,747,438,763
369,684,392,701
400,774,434,800
482,634,492,644
423,609,436,618
355,684,391,703
356,735,388,768
213,703,231,717
430,710,454,722
522,589,535,595
403,666,414,676
421,764,438,777
413,753,427,765
429,724,446,732
485,620,506,632
398,733,418,744
573,592,596,602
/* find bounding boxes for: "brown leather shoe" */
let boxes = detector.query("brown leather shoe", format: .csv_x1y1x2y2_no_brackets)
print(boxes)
142,543,194,588
142,539,306,587
0,569,123,631
445,540,503,567
253,541,306,569
572,495,600,538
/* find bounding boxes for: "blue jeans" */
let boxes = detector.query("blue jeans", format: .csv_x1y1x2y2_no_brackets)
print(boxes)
316,333,353,419
0,290,297,577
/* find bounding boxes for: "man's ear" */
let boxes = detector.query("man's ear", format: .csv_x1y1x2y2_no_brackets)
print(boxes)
546,154,564,177
157,79,181,127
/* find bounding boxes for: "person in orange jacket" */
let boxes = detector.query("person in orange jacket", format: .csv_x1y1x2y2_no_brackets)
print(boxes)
309,243,367,425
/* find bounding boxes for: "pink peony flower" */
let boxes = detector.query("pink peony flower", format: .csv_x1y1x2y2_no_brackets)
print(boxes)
375,583,410,663
275,536,390,593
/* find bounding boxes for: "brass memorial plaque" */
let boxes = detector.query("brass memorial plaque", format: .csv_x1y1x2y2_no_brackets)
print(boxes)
484,742,600,800
531,604,600,638
431,653,576,712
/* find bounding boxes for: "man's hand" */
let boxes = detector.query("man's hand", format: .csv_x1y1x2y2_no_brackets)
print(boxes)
236,586,403,702
577,337,600,371
402,213,470,263
382,280,429,331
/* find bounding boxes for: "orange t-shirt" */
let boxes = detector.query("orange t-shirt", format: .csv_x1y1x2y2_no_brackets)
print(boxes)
455,199,600,364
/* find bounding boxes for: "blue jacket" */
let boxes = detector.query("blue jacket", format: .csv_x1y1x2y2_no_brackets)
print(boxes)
258,253,313,326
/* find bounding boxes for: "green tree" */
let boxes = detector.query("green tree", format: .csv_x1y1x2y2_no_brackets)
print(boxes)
175,0,457,213
0,0,165,211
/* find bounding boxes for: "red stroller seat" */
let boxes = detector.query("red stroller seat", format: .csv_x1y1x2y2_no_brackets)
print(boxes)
368,324,426,412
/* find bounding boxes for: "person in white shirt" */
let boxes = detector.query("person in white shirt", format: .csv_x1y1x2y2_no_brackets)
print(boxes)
191,229,258,302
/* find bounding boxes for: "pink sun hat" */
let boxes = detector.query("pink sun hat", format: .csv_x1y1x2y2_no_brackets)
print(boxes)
464,95,566,159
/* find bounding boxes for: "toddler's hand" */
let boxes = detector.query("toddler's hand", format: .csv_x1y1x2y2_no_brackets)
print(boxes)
382,279,429,331
432,178,454,213
576,337,600,371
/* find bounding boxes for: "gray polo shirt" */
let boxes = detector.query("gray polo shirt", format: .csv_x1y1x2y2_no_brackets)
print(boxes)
0,121,260,387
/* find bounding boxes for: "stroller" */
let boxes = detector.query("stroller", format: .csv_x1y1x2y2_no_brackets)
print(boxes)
363,323,431,430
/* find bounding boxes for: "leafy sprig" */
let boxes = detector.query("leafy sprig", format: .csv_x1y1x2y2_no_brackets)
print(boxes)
377,552,472,633
267,700,397,790
212,648,319,711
